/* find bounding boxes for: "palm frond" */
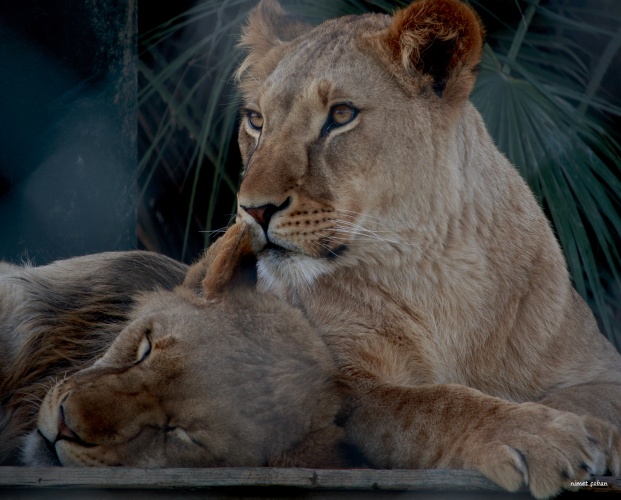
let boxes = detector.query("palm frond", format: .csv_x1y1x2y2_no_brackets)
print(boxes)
472,2,621,346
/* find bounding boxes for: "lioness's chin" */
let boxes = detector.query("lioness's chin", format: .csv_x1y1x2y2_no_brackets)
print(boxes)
257,248,333,292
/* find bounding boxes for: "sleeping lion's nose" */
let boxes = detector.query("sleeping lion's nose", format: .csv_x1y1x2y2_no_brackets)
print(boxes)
56,404,80,442
241,198,290,232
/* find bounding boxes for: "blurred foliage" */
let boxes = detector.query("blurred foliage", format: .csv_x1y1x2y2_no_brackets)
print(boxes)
138,0,621,347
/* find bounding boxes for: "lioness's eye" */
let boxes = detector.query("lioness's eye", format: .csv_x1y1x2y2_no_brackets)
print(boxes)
330,104,356,126
246,111,264,131
322,103,359,137
136,336,151,363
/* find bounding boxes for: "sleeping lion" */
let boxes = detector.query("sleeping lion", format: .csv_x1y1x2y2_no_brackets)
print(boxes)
1,224,348,468
234,0,621,497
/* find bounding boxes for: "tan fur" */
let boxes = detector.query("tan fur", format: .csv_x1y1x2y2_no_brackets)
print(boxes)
2,231,348,468
235,0,621,497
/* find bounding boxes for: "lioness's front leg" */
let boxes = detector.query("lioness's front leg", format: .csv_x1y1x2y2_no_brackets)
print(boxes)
346,382,621,499
538,383,621,433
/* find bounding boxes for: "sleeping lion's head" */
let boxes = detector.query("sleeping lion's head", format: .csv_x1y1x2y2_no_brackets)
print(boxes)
25,224,347,468
235,0,484,288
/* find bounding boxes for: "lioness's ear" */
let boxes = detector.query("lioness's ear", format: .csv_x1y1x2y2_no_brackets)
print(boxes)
381,0,484,101
235,0,311,92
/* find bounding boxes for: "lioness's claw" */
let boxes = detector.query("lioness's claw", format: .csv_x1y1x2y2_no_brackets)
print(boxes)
470,408,621,499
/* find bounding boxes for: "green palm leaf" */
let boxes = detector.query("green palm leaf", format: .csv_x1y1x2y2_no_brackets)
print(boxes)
471,1,621,346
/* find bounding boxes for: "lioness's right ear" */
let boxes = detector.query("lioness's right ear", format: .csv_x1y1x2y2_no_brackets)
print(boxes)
236,0,311,93
379,0,484,104
239,0,310,56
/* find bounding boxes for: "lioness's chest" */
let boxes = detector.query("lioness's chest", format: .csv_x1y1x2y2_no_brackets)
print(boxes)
287,281,471,387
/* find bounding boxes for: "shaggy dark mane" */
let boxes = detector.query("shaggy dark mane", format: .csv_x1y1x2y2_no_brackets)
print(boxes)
0,251,187,464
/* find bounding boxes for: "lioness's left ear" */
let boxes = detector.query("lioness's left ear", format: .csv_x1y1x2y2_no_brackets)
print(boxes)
380,0,484,101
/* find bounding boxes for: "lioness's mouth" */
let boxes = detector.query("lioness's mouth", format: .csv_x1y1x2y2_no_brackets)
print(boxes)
325,244,348,260
264,241,289,254
263,241,348,260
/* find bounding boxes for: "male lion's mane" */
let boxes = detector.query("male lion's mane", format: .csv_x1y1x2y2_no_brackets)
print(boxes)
0,252,188,464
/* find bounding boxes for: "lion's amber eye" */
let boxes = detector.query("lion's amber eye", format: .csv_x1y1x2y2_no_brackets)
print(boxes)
330,104,356,126
247,111,264,131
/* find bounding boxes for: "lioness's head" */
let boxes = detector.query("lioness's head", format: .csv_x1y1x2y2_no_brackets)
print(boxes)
29,224,347,468
235,0,484,287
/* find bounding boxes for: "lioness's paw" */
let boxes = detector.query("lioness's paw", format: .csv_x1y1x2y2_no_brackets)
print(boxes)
470,405,621,499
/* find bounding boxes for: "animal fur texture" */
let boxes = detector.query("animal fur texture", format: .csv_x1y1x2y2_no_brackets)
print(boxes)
1,226,348,468
234,0,621,497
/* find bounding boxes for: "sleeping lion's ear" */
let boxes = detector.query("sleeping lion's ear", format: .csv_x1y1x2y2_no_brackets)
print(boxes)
380,0,484,101
200,223,257,299
236,0,311,83
182,223,257,297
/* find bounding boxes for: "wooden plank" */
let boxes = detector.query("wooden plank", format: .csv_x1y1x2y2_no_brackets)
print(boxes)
0,467,619,496
0,468,501,491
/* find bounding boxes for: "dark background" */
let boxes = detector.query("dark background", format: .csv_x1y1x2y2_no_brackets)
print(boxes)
0,0,136,265
1,0,619,266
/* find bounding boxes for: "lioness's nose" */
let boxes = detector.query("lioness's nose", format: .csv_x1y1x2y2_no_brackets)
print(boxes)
241,198,290,232
242,204,271,227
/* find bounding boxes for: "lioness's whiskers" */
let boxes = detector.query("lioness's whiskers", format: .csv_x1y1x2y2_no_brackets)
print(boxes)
332,224,398,234
321,228,412,253
199,226,229,236
336,208,397,224
333,218,404,236
335,210,415,236
314,240,341,258
330,221,415,248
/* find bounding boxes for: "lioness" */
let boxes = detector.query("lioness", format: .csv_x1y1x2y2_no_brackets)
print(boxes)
234,0,621,497
1,225,348,468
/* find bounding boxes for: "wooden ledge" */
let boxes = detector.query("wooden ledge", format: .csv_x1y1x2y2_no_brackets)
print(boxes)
0,467,619,498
